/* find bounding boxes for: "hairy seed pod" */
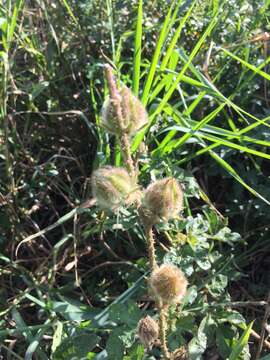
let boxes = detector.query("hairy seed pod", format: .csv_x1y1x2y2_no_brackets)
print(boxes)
171,346,189,360
101,86,148,136
141,177,183,224
137,315,159,349
91,166,136,210
149,264,188,305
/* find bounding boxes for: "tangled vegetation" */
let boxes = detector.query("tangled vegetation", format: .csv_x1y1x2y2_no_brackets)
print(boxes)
0,0,270,359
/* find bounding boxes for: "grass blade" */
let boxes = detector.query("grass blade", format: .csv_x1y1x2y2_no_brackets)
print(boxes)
160,0,196,72
133,11,218,151
209,152,270,205
132,0,143,96
229,321,254,360
7,0,24,45
151,16,218,118
59,0,78,25
141,0,177,105
221,47,270,81
106,0,116,61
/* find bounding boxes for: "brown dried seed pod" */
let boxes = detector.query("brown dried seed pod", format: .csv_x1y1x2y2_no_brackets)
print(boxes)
137,315,159,349
149,264,188,305
171,346,189,360
91,166,136,210
101,86,148,136
142,177,183,225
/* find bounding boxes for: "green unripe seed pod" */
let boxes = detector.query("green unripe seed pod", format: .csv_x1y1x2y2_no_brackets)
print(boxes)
101,86,148,136
91,166,137,211
141,177,183,224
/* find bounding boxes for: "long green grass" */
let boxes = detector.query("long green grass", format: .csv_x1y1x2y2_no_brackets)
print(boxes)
0,0,270,358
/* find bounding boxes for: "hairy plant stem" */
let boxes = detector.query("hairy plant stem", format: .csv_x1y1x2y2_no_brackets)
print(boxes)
119,132,136,178
104,64,136,178
144,224,157,272
159,302,170,359
104,64,169,358
143,219,169,358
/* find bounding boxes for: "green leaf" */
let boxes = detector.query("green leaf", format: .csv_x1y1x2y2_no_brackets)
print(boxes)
132,0,143,96
141,0,177,105
207,274,228,298
160,0,196,72
229,321,253,360
93,273,146,327
51,298,100,322
25,324,50,360
59,0,79,25
52,334,100,360
221,47,270,82
217,310,246,327
260,356,270,360
212,227,241,244
216,325,235,359
151,16,218,119
188,315,215,360
106,329,125,360
108,302,142,328
51,321,63,354
30,81,49,100
11,308,48,360
7,0,24,46
129,344,144,360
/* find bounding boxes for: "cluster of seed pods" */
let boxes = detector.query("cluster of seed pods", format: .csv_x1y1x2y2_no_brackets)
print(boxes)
91,65,188,359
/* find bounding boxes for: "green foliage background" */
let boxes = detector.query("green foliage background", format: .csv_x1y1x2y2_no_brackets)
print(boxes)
0,0,270,359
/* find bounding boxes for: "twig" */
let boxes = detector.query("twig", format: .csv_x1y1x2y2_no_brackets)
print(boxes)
15,199,96,257
73,211,80,287
251,329,270,350
98,211,123,261
1,343,24,360
188,300,268,312
82,260,136,278
202,41,214,82
255,291,270,359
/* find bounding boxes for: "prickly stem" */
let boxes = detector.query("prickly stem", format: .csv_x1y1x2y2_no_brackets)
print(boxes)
120,132,136,178
159,302,170,359
144,224,157,272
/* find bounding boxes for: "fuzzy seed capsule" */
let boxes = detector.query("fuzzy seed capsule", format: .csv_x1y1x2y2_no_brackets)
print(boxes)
149,264,188,305
142,177,183,224
137,315,159,349
101,86,148,136
91,166,136,211
171,346,189,360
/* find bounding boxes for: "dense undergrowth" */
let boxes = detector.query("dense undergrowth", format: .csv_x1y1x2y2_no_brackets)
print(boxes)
0,0,270,359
